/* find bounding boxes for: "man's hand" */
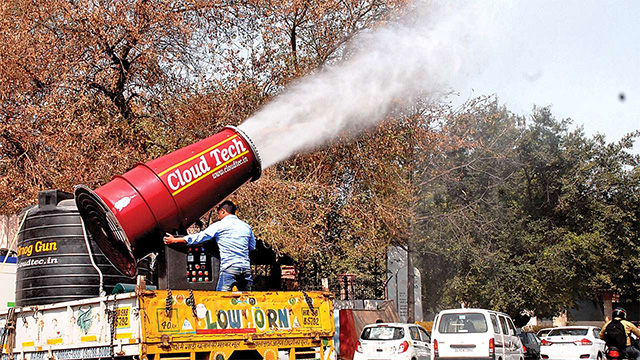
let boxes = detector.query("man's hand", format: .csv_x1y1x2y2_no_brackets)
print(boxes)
163,233,187,245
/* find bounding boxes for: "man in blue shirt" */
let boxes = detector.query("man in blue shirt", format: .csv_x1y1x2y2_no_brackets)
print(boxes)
163,200,256,291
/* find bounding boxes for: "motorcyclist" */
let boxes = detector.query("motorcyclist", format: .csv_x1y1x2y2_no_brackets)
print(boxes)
600,308,640,360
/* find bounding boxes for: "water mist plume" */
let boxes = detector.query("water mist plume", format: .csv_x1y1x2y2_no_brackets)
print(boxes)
240,1,501,168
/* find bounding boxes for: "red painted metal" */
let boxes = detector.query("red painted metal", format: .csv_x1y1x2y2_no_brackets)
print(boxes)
75,126,262,277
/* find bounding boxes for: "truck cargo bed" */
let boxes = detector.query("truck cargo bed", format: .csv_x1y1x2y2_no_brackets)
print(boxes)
1,290,335,360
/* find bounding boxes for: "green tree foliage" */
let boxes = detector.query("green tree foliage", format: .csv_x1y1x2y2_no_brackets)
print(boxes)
417,97,640,318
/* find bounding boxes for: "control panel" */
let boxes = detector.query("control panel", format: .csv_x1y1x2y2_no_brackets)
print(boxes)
186,246,213,283
158,243,219,291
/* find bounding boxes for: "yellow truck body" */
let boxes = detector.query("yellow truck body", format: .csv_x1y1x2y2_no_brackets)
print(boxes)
0,290,336,360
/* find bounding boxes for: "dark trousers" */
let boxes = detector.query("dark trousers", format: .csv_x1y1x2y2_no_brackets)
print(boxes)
626,345,640,360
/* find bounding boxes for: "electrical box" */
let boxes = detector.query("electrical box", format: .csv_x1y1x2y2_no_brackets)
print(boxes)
157,243,220,290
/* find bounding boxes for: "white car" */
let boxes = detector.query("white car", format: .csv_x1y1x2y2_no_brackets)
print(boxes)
353,322,431,360
538,328,554,338
432,308,523,360
540,326,605,360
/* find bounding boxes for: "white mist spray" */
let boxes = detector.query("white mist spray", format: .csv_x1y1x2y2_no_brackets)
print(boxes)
239,1,503,168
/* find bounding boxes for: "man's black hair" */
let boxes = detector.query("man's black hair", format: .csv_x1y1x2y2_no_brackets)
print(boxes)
218,200,237,214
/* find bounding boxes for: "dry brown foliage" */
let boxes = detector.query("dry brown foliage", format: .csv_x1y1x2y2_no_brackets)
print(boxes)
1,0,233,210
231,102,461,293
1,0,465,293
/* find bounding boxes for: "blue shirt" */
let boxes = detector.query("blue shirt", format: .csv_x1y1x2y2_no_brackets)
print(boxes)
184,215,256,271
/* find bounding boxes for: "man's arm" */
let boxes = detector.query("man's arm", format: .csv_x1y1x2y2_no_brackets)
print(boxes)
185,222,221,245
601,321,610,339
163,222,221,246
163,233,187,245
629,322,640,339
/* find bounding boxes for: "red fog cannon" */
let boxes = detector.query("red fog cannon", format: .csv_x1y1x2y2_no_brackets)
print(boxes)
75,126,262,277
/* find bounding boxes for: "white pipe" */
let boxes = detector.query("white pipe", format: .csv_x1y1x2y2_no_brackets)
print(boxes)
80,217,105,297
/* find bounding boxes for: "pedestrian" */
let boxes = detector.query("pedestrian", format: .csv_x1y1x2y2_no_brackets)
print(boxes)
163,200,256,291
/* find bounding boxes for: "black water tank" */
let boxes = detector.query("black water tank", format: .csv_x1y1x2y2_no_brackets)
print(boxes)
15,190,155,306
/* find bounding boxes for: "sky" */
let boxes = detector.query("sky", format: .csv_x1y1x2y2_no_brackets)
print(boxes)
240,1,640,166
453,1,640,153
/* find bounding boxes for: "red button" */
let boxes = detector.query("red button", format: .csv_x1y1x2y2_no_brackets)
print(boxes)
195,264,200,269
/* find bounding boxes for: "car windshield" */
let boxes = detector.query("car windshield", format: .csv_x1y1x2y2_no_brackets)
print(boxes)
547,328,588,337
438,313,488,333
361,326,405,340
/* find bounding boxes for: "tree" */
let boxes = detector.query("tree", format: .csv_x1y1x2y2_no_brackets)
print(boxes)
416,98,640,318
1,0,441,299
0,0,237,212
0,0,409,212
236,99,456,296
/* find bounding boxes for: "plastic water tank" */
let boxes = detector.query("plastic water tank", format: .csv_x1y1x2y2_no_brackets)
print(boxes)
15,190,154,306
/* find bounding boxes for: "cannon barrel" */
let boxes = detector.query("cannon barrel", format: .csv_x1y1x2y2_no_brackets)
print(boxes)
75,126,262,277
